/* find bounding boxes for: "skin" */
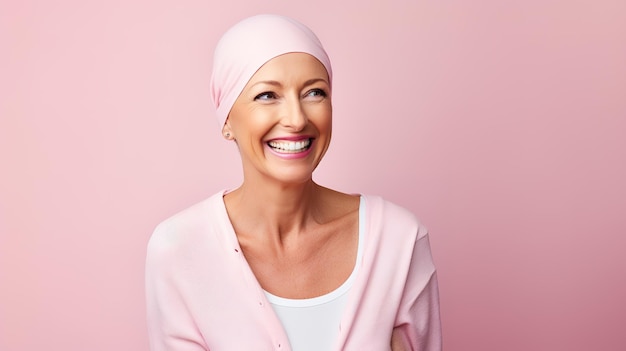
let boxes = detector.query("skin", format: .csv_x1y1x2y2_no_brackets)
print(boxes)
221,52,406,349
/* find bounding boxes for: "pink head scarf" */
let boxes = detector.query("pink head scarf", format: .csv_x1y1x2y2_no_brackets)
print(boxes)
209,14,332,128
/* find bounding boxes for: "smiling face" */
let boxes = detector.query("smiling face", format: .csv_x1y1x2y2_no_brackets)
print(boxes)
223,52,332,186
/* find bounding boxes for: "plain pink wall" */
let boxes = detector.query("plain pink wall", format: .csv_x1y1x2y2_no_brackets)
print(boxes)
1,1,625,350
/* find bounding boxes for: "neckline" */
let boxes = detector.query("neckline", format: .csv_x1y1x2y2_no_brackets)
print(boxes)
263,195,365,307
213,189,372,351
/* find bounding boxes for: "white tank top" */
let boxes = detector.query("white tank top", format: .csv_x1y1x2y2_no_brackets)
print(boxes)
264,197,365,351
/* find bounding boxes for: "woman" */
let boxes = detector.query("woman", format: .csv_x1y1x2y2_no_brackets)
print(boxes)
146,14,441,351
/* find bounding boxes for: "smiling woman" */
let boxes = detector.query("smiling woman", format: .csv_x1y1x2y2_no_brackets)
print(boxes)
145,14,441,351
225,53,332,185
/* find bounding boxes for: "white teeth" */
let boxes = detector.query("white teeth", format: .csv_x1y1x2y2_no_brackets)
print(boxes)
268,139,311,153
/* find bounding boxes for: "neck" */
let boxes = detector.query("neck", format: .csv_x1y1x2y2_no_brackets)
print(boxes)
225,176,323,243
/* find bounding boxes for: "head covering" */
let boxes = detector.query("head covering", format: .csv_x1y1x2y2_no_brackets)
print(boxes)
209,14,332,128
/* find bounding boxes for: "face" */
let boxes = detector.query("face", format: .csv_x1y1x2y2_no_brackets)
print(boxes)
223,52,332,185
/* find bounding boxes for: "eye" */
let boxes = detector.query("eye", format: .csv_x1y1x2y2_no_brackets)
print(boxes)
254,91,277,101
305,88,327,99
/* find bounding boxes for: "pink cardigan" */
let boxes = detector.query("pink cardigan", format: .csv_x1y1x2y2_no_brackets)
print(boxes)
146,191,442,350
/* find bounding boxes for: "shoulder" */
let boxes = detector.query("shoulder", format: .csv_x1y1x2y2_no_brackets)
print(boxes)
147,191,227,262
361,195,428,241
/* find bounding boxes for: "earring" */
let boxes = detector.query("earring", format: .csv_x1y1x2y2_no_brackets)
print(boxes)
224,132,231,139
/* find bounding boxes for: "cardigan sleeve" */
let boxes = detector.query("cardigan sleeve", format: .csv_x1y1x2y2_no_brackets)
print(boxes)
145,223,209,351
393,229,442,351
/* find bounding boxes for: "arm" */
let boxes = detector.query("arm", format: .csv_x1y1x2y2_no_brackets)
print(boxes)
392,233,442,351
145,225,208,351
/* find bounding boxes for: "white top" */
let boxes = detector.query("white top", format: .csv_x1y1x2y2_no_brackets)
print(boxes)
264,196,365,351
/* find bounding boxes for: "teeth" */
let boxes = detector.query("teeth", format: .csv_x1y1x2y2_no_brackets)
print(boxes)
268,139,311,153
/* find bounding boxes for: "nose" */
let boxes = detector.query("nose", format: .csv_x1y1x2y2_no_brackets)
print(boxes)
279,94,307,131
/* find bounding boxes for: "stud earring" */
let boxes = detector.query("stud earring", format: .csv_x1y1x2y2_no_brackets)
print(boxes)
224,132,231,139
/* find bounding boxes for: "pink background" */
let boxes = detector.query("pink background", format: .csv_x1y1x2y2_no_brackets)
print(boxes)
1,1,625,350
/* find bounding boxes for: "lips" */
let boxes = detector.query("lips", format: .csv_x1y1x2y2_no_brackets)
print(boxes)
267,138,312,154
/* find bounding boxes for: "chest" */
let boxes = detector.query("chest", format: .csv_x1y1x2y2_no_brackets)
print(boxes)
240,219,358,299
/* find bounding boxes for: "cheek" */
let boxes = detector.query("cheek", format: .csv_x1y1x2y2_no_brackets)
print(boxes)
320,110,333,133
231,112,267,138
228,103,269,135
307,104,332,128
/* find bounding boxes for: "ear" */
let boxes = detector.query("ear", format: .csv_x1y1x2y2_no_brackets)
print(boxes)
222,119,234,140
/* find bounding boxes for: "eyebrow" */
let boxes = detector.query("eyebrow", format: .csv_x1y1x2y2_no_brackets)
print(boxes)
251,78,329,89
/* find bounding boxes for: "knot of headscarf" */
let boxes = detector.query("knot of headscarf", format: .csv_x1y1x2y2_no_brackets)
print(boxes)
209,14,332,128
